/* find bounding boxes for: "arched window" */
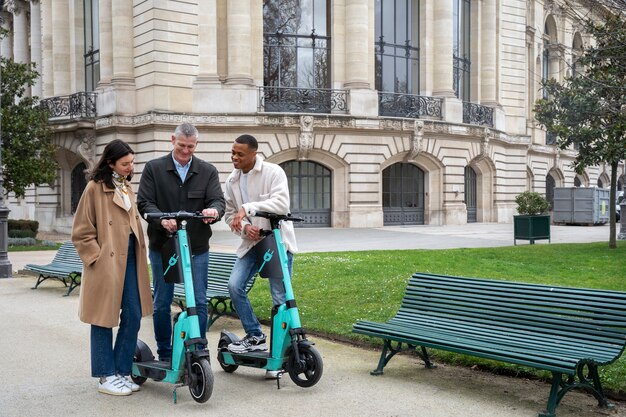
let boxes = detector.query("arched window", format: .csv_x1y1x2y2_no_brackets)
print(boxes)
71,163,88,214
464,165,477,222
383,163,425,225
280,160,331,227
546,174,556,209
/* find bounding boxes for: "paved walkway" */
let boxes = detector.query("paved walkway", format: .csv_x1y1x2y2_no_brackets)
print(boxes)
1,223,622,417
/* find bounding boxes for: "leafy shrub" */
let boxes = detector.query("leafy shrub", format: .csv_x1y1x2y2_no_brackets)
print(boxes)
515,191,550,215
8,229,37,238
8,219,39,234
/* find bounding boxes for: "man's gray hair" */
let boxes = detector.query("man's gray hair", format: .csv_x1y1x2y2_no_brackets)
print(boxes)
174,123,199,139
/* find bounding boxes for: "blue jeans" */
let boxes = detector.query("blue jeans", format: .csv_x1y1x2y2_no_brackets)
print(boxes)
228,246,293,337
150,249,209,360
91,237,142,377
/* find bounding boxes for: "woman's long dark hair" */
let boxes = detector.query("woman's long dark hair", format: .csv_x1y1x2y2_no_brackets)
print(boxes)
88,139,135,189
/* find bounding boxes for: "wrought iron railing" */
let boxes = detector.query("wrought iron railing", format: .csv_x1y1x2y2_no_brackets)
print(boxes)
40,92,97,121
378,92,443,119
258,86,349,114
462,102,494,127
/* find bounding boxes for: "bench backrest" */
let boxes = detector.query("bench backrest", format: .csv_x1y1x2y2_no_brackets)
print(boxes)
53,241,83,271
400,273,626,347
206,251,248,292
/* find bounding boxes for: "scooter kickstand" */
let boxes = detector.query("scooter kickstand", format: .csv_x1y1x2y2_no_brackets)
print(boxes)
172,383,184,404
276,371,284,390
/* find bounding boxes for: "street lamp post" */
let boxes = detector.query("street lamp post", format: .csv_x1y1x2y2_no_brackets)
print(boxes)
0,9,14,277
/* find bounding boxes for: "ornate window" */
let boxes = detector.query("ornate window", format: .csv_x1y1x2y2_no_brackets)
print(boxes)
375,0,420,94
453,0,471,101
84,0,100,91
263,0,330,90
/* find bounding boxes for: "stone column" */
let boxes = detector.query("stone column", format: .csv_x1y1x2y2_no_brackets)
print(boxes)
344,0,377,117
40,0,53,97
110,0,135,114
432,0,455,97
111,0,133,81
98,0,113,85
344,0,369,89
192,0,221,112
30,0,43,97
51,0,70,95
226,0,253,85
9,1,29,65
481,0,497,106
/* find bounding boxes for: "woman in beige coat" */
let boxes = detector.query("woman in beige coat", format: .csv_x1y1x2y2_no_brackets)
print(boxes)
72,139,153,396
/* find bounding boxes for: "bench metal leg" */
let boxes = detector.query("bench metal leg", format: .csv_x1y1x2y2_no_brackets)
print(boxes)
539,365,614,417
64,273,81,297
207,299,228,330
32,274,68,290
371,341,436,375
415,346,436,369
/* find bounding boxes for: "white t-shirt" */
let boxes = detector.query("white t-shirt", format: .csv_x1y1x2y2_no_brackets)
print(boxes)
239,172,250,204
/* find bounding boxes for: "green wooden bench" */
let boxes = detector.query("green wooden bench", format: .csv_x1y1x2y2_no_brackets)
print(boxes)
24,241,82,296
167,251,256,329
352,272,626,417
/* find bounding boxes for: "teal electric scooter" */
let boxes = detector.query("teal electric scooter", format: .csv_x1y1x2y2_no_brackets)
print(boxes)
217,211,323,388
131,211,214,403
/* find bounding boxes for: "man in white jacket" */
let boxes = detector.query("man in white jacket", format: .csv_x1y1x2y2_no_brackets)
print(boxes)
224,134,298,356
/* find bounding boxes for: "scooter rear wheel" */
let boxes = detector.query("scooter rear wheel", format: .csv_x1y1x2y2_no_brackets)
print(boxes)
287,345,323,388
189,357,214,403
217,340,239,373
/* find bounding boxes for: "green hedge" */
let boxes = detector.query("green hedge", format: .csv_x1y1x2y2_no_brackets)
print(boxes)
8,220,39,234
8,229,37,238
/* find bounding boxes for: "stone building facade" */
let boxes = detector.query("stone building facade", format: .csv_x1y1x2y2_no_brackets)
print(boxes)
1,0,624,232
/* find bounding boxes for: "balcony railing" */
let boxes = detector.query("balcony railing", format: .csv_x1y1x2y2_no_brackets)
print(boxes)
378,92,443,119
258,86,349,114
41,92,97,121
462,102,494,127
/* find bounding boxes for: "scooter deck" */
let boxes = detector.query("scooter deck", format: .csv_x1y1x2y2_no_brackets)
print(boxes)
136,359,172,370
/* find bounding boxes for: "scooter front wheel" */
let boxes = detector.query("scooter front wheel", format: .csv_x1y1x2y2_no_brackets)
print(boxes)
287,345,323,388
189,357,214,403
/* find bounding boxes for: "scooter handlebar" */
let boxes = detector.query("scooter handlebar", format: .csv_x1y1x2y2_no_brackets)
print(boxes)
143,211,217,221
254,211,304,223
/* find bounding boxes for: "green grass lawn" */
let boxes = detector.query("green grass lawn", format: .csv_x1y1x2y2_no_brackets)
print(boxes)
248,241,626,393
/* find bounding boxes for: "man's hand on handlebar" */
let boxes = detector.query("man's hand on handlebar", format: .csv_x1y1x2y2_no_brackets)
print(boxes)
201,208,219,224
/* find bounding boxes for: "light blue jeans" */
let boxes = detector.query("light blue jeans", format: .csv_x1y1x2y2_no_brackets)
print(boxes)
150,249,209,360
228,245,293,337
91,237,141,377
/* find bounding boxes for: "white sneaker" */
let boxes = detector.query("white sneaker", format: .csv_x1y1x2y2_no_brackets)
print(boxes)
98,375,132,396
118,374,140,392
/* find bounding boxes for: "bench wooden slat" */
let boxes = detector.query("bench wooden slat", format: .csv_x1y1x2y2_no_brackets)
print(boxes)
352,272,626,417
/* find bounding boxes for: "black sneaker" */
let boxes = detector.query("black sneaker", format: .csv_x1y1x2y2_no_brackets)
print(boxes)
228,334,267,353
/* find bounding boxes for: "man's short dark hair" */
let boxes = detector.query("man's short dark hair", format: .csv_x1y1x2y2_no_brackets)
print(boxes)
235,134,258,151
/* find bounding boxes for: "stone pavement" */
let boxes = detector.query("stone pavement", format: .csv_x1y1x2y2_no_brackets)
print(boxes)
1,223,622,417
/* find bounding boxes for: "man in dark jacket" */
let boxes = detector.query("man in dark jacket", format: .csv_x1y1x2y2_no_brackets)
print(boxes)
137,123,225,361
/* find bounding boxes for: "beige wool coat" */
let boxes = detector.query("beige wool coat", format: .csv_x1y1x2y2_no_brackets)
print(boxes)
72,180,153,328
